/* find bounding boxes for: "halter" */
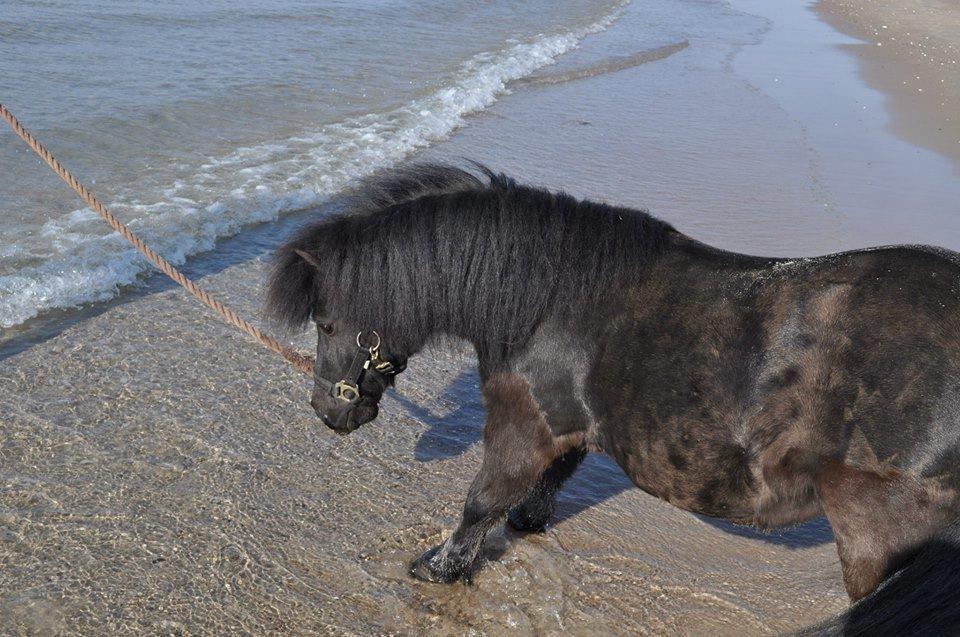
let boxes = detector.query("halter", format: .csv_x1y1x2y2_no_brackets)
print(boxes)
315,330,405,405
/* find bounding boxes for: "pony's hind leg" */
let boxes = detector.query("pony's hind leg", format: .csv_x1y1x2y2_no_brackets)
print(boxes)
813,456,955,600
409,374,578,583
507,447,586,533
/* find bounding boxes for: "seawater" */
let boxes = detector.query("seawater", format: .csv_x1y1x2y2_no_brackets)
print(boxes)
0,0,624,329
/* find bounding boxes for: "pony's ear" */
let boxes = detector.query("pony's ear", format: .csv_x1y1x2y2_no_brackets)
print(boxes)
294,248,323,272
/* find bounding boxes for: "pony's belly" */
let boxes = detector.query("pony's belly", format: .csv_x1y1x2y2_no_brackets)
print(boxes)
604,439,762,524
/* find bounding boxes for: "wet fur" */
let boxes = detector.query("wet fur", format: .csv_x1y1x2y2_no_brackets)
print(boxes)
268,164,960,632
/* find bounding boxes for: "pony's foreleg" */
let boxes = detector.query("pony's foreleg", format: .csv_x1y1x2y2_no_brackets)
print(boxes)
507,447,586,532
409,374,572,583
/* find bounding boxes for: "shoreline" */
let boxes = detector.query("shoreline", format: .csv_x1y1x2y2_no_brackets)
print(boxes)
7,0,960,632
815,0,960,174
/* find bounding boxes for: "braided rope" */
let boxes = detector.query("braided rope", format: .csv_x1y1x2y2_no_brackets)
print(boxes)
0,102,314,376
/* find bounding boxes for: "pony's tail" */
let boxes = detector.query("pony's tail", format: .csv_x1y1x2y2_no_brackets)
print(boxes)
797,512,960,635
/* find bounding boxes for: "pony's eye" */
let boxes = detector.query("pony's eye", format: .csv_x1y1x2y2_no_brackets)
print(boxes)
318,322,335,336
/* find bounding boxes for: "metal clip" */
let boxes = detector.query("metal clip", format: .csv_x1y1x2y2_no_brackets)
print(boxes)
356,330,381,353
332,380,361,403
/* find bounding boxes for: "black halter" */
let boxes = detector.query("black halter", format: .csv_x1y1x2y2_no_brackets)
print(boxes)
315,330,404,405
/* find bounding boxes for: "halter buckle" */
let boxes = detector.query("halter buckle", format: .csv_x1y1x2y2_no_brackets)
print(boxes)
316,329,403,408
332,380,361,404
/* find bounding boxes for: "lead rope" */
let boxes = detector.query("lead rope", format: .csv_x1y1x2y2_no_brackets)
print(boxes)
0,103,315,376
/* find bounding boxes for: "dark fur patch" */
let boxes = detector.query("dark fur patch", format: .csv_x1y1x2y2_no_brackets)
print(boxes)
767,366,800,390
696,444,754,516
667,447,689,470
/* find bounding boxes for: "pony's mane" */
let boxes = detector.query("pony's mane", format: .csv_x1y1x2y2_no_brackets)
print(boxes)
267,164,674,363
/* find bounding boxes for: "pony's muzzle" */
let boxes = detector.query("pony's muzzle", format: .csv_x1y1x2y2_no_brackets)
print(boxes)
311,393,354,434
312,391,379,434
322,411,354,435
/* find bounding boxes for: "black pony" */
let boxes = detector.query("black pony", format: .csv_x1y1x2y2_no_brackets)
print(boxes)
267,164,960,633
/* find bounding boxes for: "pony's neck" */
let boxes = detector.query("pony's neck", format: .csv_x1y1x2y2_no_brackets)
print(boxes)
284,168,677,369
385,253,524,368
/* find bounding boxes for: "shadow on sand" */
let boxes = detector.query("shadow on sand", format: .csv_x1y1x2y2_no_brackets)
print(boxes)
392,370,485,462
697,514,834,549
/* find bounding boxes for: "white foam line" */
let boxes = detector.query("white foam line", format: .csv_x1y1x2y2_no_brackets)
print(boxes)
0,3,627,330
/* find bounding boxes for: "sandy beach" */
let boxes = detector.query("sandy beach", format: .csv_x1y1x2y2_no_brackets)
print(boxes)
816,0,960,172
3,0,960,634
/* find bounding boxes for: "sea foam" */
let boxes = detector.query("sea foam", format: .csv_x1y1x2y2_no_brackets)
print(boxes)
0,4,624,330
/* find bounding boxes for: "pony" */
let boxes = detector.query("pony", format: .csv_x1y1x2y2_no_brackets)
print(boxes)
267,164,960,633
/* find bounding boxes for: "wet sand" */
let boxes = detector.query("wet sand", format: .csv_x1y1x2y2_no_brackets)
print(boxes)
816,0,960,173
4,0,960,634
0,260,846,635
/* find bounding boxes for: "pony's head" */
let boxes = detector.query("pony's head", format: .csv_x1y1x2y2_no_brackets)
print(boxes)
300,248,408,433
274,247,409,434
265,164,485,433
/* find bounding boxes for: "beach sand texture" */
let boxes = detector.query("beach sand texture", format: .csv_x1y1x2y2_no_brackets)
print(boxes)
817,0,960,170
0,260,847,635
4,0,960,634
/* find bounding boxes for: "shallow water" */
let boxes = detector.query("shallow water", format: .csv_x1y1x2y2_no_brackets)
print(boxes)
730,0,960,250
0,0,623,328
3,0,960,634
0,263,849,635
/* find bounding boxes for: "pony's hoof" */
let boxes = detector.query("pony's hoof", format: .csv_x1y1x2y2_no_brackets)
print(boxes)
507,506,549,533
409,546,461,584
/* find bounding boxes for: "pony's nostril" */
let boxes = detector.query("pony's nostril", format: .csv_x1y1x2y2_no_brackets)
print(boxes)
322,414,335,428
